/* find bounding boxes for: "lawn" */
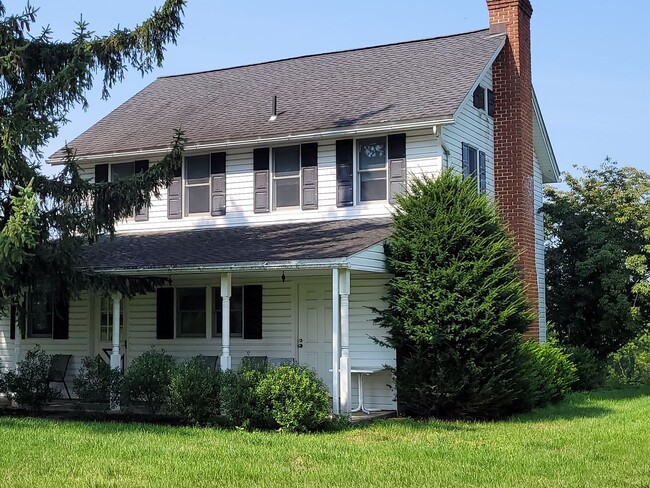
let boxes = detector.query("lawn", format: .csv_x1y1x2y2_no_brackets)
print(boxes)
1,388,649,487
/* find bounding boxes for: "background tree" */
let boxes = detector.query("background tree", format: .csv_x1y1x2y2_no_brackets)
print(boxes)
375,171,532,419
543,160,650,359
0,1,187,316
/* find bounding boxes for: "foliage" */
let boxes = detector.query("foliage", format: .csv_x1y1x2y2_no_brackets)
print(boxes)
519,340,577,409
219,362,273,430
256,364,331,433
544,161,650,359
561,344,605,391
0,1,187,319
167,356,221,425
72,355,123,407
374,171,532,419
123,348,175,414
1,389,650,486
2,346,59,412
607,332,650,387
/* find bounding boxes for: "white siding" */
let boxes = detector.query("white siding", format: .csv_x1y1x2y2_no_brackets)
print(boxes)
0,311,12,373
348,242,387,273
442,67,495,195
349,272,396,411
534,156,547,342
77,129,443,234
0,293,92,395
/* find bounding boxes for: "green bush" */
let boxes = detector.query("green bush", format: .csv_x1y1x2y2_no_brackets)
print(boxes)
520,340,577,409
374,171,533,419
256,364,330,433
220,362,273,430
167,356,221,425
123,348,175,414
562,344,605,391
3,346,59,412
607,333,650,387
72,355,124,407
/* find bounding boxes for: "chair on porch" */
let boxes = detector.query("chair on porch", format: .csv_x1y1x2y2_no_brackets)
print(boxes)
198,355,220,371
268,357,296,367
241,356,267,368
48,354,72,399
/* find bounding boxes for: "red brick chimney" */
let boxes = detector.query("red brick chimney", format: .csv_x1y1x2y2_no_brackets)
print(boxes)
487,0,539,339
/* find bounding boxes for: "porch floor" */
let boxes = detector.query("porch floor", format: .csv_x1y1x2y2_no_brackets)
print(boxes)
1,398,396,424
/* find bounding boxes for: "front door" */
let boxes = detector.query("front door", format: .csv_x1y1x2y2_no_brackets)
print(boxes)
298,283,333,391
94,296,127,369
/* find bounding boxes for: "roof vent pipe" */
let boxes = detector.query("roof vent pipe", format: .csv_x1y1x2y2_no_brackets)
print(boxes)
269,95,278,122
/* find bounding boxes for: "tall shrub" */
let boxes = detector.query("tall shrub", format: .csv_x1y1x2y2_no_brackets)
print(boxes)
123,348,175,414
167,356,221,425
3,346,59,412
375,171,533,419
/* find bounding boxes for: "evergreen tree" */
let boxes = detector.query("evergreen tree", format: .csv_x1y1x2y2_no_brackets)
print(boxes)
0,1,187,315
375,171,532,419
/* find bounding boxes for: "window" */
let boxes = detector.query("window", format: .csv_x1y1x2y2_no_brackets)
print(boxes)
462,143,487,194
111,162,135,182
176,288,206,337
99,297,124,342
213,286,243,336
357,136,387,202
272,145,301,208
487,89,495,117
28,290,54,338
185,155,211,214
473,85,486,110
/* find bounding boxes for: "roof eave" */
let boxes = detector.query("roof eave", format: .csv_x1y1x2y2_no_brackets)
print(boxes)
532,89,560,183
48,116,455,165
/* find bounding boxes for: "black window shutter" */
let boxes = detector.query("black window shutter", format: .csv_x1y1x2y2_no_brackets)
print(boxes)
300,143,318,210
487,89,495,117
52,292,69,340
253,148,270,213
473,85,485,110
10,304,16,340
134,160,150,221
167,174,182,219
387,134,407,204
243,285,263,339
210,152,227,216
156,288,175,339
462,143,470,178
95,164,109,183
336,139,354,207
479,151,487,194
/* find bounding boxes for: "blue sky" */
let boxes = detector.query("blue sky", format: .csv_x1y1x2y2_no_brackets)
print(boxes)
9,0,649,177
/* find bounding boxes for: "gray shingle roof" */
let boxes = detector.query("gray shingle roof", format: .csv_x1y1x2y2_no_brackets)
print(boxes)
52,29,503,160
84,218,392,271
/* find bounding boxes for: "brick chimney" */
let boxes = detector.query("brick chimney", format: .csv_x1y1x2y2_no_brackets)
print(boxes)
487,0,539,339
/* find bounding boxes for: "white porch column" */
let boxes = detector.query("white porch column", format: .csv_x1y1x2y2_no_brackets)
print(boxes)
110,291,122,371
220,273,232,370
339,268,351,415
331,268,340,415
13,321,22,372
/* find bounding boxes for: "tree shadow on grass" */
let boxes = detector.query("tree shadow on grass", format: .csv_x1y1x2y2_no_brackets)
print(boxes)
511,387,650,424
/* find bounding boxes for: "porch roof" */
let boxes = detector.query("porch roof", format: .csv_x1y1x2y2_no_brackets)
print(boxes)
84,218,392,273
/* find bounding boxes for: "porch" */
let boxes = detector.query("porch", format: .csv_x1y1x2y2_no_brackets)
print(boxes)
4,219,397,414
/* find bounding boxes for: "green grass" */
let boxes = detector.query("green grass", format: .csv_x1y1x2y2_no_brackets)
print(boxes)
1,389,650,487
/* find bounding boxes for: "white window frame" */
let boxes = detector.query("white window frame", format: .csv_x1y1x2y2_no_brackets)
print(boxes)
356,136,388,203
184,155,211,216
271,144,302,210
98,296,125,343
175,287,209,338
110,161,135,183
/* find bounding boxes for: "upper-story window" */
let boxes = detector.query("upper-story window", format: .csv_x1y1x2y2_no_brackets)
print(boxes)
111,162,135,182
462,142,487,194
185,155,211,214
272,145,301,208
357,136,388,202
473,85,495,117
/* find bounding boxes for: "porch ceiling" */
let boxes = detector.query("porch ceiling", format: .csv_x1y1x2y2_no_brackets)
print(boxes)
84,218,391,272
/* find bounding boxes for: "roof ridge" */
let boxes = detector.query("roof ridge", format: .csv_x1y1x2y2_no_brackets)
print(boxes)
158,28,492,80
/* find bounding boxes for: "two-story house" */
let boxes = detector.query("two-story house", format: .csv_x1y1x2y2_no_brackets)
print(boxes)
0,0,558,414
